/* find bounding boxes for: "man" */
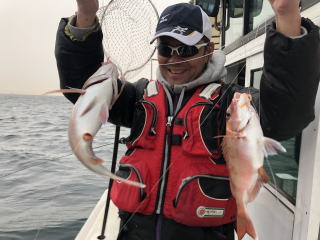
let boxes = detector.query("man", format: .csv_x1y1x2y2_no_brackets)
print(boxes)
55,0,320,239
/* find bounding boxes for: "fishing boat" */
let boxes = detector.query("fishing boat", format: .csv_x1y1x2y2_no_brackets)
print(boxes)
76,190,119,240
77,1,320,239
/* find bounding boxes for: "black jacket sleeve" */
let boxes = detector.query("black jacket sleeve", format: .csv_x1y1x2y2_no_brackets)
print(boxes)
259,18,320,141
55,18,104,103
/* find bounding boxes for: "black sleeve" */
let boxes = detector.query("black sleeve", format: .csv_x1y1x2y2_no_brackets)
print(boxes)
259,18,320,141
55,18,104,103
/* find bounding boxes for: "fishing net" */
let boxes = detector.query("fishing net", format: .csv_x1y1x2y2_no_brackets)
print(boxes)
98,0,159,81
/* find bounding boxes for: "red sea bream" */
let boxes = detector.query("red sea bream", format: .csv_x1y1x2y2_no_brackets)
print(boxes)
222,92,286,240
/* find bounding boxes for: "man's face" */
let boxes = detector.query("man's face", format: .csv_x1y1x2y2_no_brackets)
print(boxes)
157,37,212,86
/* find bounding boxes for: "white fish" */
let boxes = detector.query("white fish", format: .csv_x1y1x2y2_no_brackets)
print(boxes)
45,62,145,188
222,92,286,240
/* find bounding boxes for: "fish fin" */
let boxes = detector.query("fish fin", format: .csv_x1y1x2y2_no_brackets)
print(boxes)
263,137,286,157
105,170,146,188
248,181,262,202
237,209,257,240
43,89,86,95
103,57,112,64
110,81,124,107
80,98,97,117
213,135,226,139
238,130,246,138
114,176,146,188
99,103,109,124
258,167,269,183
89,158,145,188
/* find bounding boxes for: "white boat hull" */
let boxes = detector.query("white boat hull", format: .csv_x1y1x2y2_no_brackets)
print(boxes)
76,189,120,240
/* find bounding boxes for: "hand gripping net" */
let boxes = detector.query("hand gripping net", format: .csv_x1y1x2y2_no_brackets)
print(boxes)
98,0,159,81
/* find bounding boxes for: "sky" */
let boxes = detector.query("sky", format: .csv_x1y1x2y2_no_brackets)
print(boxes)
0,0,187,95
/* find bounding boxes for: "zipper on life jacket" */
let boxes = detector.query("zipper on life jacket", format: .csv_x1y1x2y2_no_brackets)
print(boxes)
119,100,158,144
155,86,187,216
119,164,147,201
140,100,158,136
173,174,229,208
156,115,174,214
183,102,214,139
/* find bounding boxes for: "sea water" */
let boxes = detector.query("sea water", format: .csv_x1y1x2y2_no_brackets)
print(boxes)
0,94,129,240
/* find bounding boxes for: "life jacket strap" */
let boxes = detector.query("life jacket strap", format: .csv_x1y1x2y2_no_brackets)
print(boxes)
199,83,221,100
146,80,159,97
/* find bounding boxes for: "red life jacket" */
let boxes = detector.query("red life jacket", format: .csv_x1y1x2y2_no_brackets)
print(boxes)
111,81,236,226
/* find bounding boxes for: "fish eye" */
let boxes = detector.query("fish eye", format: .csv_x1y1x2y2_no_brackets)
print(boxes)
226,112,231,119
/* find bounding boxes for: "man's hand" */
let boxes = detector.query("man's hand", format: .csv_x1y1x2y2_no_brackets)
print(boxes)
76,0,99,28
268,0,301,37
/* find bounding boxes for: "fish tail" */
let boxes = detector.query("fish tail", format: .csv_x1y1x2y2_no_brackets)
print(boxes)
263,137,286,156
236,208,257,240
42,89,86,95
106,170,146,188
212,135,225,139
258,167,269,183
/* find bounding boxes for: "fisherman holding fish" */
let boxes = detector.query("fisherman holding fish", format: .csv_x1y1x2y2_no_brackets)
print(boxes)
55,0,320,239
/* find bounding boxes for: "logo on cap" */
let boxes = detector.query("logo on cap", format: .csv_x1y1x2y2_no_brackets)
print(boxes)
171,26,188,35
159,14,170,24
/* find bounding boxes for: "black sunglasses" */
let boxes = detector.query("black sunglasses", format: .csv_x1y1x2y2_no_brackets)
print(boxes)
156,42,209,58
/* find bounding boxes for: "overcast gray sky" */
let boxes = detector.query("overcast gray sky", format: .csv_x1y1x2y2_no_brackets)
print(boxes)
0,0,187,95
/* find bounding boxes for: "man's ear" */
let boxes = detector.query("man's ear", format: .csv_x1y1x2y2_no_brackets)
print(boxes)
209,42,215,53
206,42,215,62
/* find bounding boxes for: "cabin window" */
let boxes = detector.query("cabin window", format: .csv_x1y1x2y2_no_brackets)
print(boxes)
195,0,220,17
248,0,274,32
251,69,300,203
301,0,320,11
224,10,244,46
250,68,262,89
225,61,246,86
202,0,320,51
224,0,269,47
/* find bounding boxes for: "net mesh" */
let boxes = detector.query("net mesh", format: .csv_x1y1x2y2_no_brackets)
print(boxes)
98,0,159,80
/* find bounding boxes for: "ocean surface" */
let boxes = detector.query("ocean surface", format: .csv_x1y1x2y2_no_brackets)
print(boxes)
0,94,129,240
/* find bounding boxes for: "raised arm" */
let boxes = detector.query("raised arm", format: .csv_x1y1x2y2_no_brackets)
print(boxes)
55,22,103,103
55,0,145,127
55,0,103,103
259,0,320,140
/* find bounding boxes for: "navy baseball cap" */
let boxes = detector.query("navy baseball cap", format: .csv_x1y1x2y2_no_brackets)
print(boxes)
150,3,212,46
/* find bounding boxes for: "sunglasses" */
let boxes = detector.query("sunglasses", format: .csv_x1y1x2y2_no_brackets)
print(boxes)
156,42,209,58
